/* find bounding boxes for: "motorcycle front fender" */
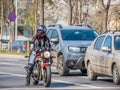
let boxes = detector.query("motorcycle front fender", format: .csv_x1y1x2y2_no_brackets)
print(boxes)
41,62,50,68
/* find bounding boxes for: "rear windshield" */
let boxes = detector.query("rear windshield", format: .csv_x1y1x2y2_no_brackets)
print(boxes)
61,29,98,41
12,41,26,46
1,40,8,43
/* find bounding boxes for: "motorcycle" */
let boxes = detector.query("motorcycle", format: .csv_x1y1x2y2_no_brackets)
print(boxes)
26,48,55,87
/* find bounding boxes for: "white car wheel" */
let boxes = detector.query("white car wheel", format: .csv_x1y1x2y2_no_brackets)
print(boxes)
113,65,120,85
87,62,97,81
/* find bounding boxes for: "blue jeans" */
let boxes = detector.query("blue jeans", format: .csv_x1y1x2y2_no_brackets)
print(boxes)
29,53,36,65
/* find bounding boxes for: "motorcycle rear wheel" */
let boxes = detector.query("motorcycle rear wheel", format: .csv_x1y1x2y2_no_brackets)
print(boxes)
43,65,51,87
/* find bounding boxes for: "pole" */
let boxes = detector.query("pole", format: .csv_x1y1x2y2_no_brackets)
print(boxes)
0,0,3,51
34,0,37,35
15,0,18,40
40,0,44,25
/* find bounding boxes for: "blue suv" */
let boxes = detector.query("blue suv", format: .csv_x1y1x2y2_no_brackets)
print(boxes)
47,24,99,76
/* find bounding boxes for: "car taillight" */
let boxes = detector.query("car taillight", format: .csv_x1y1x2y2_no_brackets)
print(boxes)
22,45,27,49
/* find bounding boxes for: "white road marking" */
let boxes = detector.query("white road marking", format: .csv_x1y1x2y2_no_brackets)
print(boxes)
0,71,120,89
0,72,25,77
0,87,101,90
0,62,26,67
0,86,120,90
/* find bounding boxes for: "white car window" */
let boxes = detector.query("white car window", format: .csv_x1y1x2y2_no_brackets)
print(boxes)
103,36,112,49
94,36,105,50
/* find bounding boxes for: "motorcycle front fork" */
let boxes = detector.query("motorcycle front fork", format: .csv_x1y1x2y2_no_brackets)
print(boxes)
40,58,51,78
41,61,44,77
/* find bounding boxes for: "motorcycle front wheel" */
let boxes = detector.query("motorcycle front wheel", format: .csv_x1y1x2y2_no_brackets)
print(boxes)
32,62,39,85
43,65,51,87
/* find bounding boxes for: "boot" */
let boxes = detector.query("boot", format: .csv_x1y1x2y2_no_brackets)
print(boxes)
25,74,30,86
25,64,33,86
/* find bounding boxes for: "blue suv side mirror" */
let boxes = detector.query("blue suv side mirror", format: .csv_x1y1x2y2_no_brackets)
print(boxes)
50,38,59,44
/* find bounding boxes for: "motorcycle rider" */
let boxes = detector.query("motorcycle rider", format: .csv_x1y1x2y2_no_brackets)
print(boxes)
25,25,51,86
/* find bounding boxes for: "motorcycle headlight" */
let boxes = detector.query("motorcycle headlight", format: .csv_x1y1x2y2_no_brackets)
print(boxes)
68,46,80,53
43,51,50,59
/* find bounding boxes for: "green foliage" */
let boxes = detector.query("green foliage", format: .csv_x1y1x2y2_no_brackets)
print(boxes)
25,10,36,27
45,0,54,5
0,50,27,56
25,0,54,27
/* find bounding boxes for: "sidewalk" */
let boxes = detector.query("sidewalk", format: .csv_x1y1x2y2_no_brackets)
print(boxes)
0,54,26,59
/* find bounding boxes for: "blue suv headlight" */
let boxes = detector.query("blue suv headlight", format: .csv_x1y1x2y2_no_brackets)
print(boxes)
68,46,80,53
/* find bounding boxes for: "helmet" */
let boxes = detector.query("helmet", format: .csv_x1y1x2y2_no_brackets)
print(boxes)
36,25,47,38
37,25,47,32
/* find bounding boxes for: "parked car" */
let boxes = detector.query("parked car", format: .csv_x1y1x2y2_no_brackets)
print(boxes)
0,39,8,50
85,30,120,85
47,24,99,76
11,40,27,53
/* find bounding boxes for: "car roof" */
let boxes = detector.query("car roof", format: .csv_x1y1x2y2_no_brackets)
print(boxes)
14,40,26,42
101,30,120,36
48,24,95,31
61,26,94,30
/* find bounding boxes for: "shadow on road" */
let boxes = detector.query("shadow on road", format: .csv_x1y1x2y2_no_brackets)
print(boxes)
97,78,113,83
52,71,87,76
51,82,75,87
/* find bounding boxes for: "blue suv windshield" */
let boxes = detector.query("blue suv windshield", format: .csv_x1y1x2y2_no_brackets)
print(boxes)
61,29,98,41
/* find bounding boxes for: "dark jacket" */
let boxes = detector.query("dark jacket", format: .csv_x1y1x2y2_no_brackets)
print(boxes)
31,35,51,51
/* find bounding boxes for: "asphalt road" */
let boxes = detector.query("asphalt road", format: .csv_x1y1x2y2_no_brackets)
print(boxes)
0,54,120,90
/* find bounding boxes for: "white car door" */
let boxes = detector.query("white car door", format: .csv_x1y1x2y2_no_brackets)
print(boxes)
92,36,106,74
102,36,113,75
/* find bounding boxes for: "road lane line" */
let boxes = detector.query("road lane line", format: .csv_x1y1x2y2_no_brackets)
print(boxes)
2,87,120,90
0,62,26,67
0,72,25,77
0,87,100,90
0,72,119,89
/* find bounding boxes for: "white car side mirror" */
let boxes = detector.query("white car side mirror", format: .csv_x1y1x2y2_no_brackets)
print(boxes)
102,47,111,52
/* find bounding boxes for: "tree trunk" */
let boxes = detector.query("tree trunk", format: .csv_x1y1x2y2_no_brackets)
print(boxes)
101,0,111,33
11,0,15,41
0,0,3,51
103,10,108,32
68,0,72,25
34,0,37,35
79,0,82,23
40,0,44,25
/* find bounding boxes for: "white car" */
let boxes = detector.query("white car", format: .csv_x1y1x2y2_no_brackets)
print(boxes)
85,30,120,85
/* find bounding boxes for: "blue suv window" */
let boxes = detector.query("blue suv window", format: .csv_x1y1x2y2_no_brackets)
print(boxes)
61,29,98,41
51,30,59,39
47,29,54,39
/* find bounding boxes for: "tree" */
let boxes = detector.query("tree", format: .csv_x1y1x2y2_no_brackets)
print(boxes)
44,0,67,26
99,0,111,32
40,0,44,25
0,0,3,51
68,0,72,25
0,0,13,51
67,0,90,25
108,5,120,30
